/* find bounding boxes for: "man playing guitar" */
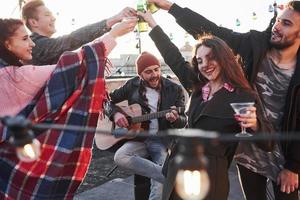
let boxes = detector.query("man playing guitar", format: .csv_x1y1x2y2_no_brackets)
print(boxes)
105,51,186,200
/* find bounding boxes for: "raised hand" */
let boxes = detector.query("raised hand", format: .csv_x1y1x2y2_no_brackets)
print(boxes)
137,11,157,28
147,0,173,11
109,17,138,38
117,7,137,20
107,7,137,28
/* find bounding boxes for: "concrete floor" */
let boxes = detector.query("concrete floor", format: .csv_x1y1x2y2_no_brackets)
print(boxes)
75,145,246,200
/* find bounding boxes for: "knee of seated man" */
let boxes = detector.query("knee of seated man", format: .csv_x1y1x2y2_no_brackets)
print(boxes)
114,150,132,167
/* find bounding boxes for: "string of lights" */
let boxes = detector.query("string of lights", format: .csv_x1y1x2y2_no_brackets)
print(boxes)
2,115,300,143
1,113,299,200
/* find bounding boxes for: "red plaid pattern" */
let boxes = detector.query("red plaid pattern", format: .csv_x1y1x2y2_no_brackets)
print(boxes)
0,41,108,199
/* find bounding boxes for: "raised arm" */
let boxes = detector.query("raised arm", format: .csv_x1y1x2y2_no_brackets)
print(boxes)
147,0,251,57
138,11,195,93
0,18,137,142
31,7,137,65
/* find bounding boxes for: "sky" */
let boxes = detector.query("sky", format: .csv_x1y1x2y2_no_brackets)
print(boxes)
0,0,288,58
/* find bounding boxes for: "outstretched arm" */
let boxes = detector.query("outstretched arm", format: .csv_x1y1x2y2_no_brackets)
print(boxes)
147,0,250,57
0,18,137,142
32,7,137,65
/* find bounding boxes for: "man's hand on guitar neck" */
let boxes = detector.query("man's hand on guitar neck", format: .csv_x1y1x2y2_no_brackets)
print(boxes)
114,112,129,128
165,106,179,123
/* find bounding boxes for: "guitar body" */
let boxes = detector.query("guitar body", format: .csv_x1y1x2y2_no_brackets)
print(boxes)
95,104,144,150
95,104,184,150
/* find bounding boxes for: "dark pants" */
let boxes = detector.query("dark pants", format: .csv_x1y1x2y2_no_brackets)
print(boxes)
237,164,299,200
134,174,150,200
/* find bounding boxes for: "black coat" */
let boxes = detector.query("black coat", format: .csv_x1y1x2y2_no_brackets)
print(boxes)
149,25,258,200
165,88,255,200
167,4,300,173
189,89,255,200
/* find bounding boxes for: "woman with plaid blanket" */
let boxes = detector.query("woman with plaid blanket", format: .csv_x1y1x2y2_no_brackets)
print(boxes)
0,17,137,200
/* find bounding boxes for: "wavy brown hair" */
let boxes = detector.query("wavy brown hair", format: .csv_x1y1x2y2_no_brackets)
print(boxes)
0,18,24,66
191,35,252,91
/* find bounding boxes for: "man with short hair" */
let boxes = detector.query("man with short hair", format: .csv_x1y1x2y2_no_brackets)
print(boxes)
22,0,136,65
106,51,186,200
148,0,300,199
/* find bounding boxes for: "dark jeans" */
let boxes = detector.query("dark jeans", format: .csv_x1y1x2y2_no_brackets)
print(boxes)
134,174,150,200
237,164,299,200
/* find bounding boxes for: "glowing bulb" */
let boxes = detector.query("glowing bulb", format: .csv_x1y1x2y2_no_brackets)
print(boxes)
16,139,41,162
175,169,210,200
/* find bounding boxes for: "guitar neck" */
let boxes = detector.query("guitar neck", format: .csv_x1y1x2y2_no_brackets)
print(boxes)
131,107,183,123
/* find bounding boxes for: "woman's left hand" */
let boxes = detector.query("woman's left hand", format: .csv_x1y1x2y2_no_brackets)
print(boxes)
235,106,258,131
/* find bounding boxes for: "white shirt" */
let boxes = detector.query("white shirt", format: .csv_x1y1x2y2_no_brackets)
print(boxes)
145,87,159,134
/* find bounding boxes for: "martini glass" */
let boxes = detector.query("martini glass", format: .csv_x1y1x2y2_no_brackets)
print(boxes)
230,102,255,137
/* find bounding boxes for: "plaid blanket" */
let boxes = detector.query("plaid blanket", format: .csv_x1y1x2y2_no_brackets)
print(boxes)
0,41,108,199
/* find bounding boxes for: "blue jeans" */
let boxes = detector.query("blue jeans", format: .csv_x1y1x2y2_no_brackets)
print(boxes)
114,138,167,200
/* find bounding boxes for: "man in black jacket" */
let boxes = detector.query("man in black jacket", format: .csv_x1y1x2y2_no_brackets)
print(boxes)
106,51,186,200
21,0,136,65
147,0,300,199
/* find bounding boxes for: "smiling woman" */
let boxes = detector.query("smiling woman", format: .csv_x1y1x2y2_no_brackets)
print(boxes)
154,33,262,200
3,24,35,63
0,17,136,199
137,9,274,199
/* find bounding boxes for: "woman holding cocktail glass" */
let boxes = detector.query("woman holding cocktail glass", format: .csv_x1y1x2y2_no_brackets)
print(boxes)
138,11,273,200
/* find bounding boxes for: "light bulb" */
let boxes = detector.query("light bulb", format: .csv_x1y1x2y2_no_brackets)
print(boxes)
175,169,210,200
16,139,41,162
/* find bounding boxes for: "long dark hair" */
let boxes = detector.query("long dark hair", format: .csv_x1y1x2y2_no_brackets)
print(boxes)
0,18,24,66
191,35,252,91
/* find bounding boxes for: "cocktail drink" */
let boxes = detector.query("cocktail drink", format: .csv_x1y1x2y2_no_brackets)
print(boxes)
230,102,255,137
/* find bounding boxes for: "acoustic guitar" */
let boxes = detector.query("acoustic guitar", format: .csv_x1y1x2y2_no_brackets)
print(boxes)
95,104,184,150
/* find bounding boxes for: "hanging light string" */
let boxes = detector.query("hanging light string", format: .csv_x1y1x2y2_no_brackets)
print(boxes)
1,115,300,142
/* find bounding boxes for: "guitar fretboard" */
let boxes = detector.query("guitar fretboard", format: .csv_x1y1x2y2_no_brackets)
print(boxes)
131,107,184,123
